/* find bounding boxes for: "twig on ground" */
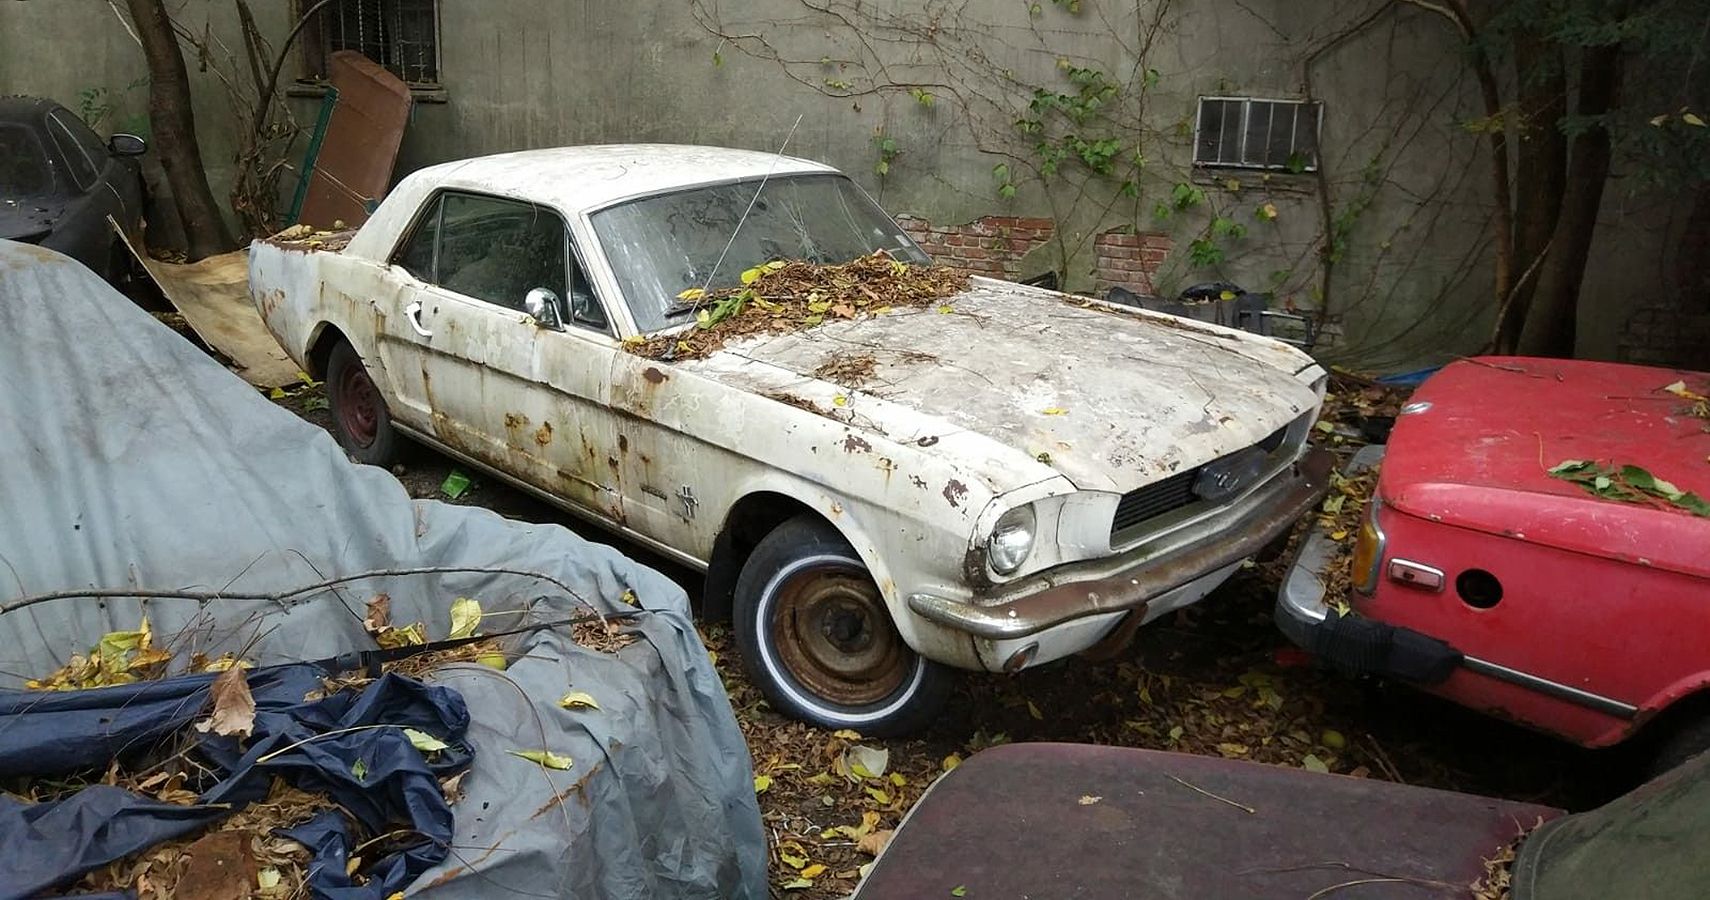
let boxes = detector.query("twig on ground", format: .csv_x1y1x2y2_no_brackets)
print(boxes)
1167,775,1256,814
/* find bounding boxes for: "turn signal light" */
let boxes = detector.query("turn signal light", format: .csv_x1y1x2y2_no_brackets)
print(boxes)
1350,497,1386,594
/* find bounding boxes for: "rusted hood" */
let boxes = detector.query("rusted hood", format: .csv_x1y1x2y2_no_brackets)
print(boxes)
687,279,1321,494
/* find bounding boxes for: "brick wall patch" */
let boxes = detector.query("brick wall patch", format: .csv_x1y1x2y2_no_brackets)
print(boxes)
896,215,1055,281
1093,228,1173,298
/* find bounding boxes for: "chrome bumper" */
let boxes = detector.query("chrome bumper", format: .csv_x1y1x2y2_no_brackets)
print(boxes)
910,447,1333,641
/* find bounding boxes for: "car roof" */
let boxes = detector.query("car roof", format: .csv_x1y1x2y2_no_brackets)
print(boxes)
399,144,840,215
0,96,61,123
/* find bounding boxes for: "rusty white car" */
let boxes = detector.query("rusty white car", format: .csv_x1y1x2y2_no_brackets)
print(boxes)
249,145,1331,735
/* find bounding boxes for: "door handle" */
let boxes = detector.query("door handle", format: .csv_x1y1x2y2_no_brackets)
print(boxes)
404,300,433,338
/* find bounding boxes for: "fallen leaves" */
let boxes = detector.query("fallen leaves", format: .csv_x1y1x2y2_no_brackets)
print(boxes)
558,691,601,710
812,350,879,387
195,666,256,739
448,597,483,639
27,617,173,690
628,253,970,361
404,728,449,753
1548,459,1710,517
509,749,574,770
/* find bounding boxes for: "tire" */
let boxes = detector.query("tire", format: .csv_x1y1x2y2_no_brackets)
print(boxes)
326,340,398,467
733,515,951,736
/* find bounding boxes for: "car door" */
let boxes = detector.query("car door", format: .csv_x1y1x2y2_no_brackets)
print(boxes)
52,109,141,235
389,191,625,519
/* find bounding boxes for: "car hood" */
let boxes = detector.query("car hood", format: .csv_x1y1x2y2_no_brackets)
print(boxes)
0,195,64,241
682,278,1322,494
856,742,1561,899
1382,357,1710,576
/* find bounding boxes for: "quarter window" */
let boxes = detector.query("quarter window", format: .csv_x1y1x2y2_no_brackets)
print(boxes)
1194,97,1322,172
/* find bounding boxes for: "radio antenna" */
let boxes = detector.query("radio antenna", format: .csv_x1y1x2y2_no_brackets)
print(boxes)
692,113,805,316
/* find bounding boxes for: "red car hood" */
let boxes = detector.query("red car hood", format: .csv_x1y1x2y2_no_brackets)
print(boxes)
1382,357,1710,578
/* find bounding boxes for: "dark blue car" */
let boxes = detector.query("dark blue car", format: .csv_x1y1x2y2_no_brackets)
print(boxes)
0,96,147,283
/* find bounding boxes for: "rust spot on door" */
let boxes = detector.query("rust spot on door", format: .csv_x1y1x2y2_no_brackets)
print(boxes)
533,421,553,446
505,412,529,429
618,433,630,453
911,475,928,489
942,479,968,508
843,433,873,454
643,366,668,384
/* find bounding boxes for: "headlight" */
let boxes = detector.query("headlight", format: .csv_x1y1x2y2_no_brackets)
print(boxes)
987,505,1036,575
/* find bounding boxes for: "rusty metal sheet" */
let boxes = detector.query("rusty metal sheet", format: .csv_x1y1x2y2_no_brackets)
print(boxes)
297,51,412,229
857,742,1561,899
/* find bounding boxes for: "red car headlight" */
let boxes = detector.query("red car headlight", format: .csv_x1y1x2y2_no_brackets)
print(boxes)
1350,496,1386,594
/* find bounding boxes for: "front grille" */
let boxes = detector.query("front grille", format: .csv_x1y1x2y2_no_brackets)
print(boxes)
1110,468,1198,536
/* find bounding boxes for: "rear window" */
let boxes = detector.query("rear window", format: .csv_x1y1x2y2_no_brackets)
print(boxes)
0,125,56,195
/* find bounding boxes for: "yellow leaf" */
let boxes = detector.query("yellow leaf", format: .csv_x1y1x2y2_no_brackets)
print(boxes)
780,853,806,869
937,304,953,314
942,753,962,772
865,786,890,804
1321,729,1347,750
1040,407,1067,416
1685,112,1707,127
800,864,827,879
676,287,707,301
559,691,601,710
833,395,848,407
1078,794,1102,805
1651,113,1671,126
404,728,449,752
781,878,814,890
1663,380,1708,401
754,774,773,793
1219,290,1237,301
1330,530,1348,541
620,588,639,606
1027,700,1042,720
621,335,645,348
740,266,763,285
889,772,907,787
510,749,573,770
476,652,508,670
448,597,482,639
832,729,863,740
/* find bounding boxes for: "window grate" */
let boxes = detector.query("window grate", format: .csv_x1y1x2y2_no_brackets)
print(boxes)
1193,97,1321,172
321,0,439,86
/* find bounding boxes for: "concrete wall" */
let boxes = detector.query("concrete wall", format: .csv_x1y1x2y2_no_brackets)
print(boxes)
0,0,1692,368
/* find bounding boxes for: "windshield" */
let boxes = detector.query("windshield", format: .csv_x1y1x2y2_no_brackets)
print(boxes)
591,173,928,334
0,124,56,196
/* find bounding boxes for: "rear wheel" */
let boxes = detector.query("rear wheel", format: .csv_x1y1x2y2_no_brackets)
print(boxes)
1648,710,1710,777
733,515,950,736
326,340,398,467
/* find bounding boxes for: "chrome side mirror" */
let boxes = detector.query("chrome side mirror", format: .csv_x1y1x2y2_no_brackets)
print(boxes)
108,133,147,157
524,287,563,329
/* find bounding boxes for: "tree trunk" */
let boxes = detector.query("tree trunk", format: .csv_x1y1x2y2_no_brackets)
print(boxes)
125,0,233,260
1494,33,1568,353
1517,44,1623,358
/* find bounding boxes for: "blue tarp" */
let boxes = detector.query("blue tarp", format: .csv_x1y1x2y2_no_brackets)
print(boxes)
0,667,468,899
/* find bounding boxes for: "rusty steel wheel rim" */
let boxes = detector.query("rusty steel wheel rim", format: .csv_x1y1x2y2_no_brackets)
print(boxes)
770,560,911,707
335,362,380,448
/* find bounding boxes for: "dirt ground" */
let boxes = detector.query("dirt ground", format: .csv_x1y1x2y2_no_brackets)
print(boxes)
270,385,1634,899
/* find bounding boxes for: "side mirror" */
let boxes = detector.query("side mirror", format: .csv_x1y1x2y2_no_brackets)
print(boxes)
524,287,564,330
108,133,147,157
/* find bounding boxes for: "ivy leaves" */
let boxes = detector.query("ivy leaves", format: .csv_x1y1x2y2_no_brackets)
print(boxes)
1547,460,1710,517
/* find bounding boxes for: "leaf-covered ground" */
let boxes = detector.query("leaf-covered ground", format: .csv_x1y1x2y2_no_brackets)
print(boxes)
273,375,1636,900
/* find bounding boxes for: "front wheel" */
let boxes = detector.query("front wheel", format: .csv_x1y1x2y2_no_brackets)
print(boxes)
733,516,951,737
326,340,398,467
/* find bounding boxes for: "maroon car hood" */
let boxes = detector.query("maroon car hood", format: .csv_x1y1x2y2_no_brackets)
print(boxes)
856,743,1560,899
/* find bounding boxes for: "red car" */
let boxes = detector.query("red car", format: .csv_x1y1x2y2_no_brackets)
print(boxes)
1278,358,1710,765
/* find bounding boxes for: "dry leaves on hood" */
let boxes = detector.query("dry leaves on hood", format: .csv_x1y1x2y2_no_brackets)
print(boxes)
195,666,256,739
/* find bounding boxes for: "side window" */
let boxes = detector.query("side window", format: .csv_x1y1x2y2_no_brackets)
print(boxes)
436,194,567,313
394,195,442,283
57,111,111,171
44,114,97,191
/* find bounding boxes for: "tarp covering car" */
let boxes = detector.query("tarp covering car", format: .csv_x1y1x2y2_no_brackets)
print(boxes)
0,240,767,898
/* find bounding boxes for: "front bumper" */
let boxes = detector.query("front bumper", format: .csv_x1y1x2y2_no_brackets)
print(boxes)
909,447,1333,658
1275,444,1461,683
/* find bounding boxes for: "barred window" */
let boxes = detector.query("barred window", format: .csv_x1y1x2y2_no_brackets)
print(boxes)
305,0,440,87
1194,98,1321,172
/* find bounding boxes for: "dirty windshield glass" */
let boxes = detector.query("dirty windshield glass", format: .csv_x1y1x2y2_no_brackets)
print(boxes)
591,173,927,334
0,125,56,195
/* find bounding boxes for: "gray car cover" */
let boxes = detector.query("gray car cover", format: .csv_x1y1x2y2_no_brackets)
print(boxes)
0,241,767,898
